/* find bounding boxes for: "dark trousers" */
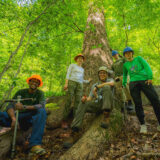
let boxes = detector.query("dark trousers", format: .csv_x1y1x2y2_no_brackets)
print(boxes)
129,80,160,125
0,108,47,148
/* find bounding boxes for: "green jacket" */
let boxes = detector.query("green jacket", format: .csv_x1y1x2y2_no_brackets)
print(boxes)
122,56,153,87
111,57,126,77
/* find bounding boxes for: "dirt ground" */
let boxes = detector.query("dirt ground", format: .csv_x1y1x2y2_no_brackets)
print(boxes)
4,105,160,160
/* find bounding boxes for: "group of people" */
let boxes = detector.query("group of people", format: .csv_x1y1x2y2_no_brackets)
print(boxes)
61,46,160,148
0,46,160,156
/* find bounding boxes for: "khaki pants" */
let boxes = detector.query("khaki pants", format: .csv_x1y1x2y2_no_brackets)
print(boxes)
63,80,83,120
114,76,132,109
71,85,114,129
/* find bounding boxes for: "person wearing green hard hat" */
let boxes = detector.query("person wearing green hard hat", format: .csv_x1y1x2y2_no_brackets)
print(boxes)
63,66,114,149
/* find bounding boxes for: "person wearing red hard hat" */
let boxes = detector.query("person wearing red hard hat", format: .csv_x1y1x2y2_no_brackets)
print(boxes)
62,54,92,129
0,75,47,156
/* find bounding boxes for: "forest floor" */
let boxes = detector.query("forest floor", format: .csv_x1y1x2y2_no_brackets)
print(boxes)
4,105,160,160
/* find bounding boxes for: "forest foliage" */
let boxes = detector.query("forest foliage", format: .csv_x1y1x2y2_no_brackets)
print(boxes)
0,0,160,102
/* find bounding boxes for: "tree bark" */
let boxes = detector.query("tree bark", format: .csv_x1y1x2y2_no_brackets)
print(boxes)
82,6,112,94
57,5,115,160
58,110,123,160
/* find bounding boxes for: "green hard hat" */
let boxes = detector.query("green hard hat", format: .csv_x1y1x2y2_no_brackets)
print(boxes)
98,66,108,73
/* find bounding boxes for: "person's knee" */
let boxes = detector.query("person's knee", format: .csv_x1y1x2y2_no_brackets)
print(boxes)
37,108,47,118
102,85,111,92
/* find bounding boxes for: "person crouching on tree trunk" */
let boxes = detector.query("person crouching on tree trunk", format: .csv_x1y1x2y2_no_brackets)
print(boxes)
63,66,114,149
0,75,47,156
122,47,160,134
62,54,92,129
111,50,134,114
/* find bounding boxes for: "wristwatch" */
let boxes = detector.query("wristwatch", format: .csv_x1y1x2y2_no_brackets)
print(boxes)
23,105,27,109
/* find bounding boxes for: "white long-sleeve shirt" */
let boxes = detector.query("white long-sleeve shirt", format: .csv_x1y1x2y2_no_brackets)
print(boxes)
66,64,89,84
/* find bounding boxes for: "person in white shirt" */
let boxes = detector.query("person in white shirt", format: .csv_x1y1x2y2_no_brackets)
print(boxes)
62,54,91,129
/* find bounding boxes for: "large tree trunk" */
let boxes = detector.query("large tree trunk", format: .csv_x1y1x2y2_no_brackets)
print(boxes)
82,6,112,93
57,5,114,160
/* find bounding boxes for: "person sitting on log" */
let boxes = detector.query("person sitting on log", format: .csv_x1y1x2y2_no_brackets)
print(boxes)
0,75,47,156
122,47,160,134
63,66,114,148
62,54,91,129
111,50,134,114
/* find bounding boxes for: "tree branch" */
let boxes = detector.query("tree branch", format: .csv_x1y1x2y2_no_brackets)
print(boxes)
73,22,84,33
0,0,57,83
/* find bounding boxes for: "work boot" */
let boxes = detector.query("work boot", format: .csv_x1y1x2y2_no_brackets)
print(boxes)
125,100,135,114
140,124,147,134
157,125,160,132
100,111,110,129
63,127,80,149
61,121,69,130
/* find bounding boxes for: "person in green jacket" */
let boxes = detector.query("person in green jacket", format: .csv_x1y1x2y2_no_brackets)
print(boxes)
111,50,134,113
122,47,160,134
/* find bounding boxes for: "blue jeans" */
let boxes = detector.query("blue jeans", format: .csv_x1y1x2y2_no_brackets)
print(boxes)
0,108,47,148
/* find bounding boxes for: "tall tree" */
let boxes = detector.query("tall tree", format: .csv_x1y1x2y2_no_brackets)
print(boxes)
58,4,117,160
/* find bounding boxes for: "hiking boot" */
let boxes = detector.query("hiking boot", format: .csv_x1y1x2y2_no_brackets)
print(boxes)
140,124,147,134
61,121,69,130
157,125,160,132
100,111,110,129
63,128,80,149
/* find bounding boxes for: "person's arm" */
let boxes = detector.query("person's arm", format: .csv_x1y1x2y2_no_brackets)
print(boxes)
138,56,153,80
6,91,21,128
64,64,73,90
81,96,92,103
122,64,128,87
96,81,114,88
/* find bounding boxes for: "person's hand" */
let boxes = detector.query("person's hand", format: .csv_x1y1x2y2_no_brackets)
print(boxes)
64,83,68,90
15,102,24,110
88,78,92,83
145,80,152,85
93,87,98,98
115,77,120,82
81,96,87,103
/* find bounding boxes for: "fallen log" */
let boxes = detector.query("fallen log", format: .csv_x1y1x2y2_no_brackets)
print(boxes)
0,128,12,159
54,109,123,160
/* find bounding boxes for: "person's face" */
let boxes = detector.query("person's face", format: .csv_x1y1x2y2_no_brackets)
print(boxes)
29,78,40,90
124,51,133,61
112,54,119,60
76,56,84,64
99,70,107,82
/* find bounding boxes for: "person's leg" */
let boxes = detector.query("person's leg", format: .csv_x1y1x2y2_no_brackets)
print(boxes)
129,82,145,125
73,82,83,117
141,81,160,125
102,85,114,111
63,80,77,120
114,79,126,111
64,101,101,148
28,108,47,148
0,111,12,127
100,86,114,128
71,101,101,129
124,83,134,111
